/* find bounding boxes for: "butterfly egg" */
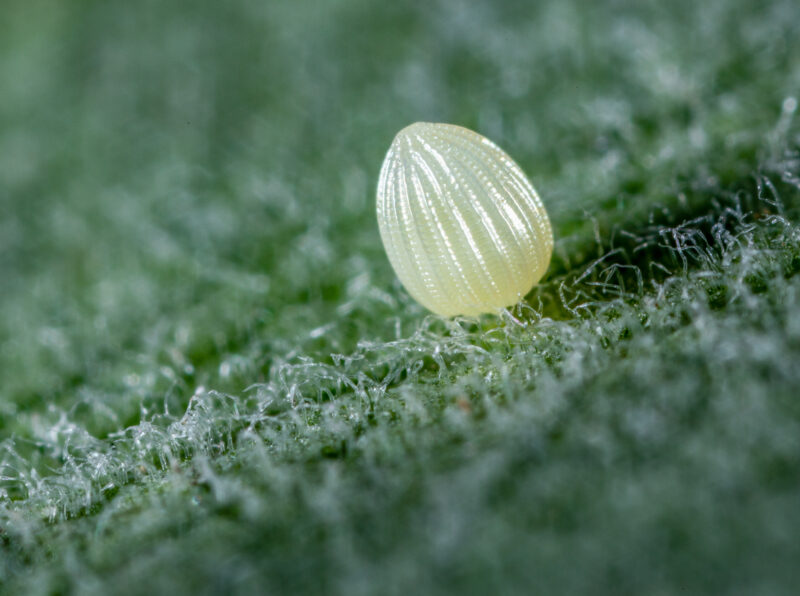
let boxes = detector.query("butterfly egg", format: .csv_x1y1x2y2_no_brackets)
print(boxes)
376,122,553,317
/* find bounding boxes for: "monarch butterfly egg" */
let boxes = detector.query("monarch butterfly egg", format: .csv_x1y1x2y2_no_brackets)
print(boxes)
376,122,553,316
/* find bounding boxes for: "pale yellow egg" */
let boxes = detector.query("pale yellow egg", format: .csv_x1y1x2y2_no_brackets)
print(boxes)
376,122,553,316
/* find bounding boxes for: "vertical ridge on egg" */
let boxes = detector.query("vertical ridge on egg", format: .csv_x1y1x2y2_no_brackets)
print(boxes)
377,122,553,317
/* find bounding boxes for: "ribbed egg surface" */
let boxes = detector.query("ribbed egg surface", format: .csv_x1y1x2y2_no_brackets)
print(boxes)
376,122,553,316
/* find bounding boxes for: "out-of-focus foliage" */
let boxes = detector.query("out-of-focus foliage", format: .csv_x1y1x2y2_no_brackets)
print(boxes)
1,0,799,593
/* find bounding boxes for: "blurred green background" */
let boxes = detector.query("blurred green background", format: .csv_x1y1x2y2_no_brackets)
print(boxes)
1,0,800,593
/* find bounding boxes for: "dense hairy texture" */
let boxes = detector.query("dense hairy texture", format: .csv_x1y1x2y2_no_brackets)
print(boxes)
1,0,800,594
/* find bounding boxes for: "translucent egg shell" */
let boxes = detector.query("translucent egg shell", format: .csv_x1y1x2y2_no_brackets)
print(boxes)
376,122,553,316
